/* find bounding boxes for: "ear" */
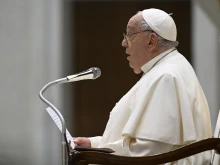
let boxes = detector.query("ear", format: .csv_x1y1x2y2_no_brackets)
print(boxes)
148,33,158,51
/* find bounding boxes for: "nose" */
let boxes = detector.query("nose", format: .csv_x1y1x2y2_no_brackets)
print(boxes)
121,38,128,47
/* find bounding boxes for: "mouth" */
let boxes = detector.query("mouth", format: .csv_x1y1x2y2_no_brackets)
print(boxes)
125,50,131,62
127,56,130,61
125,48,129,54
127,54,131,61
126,54,133,68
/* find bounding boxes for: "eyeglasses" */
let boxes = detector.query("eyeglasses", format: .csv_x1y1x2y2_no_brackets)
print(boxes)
123,30,153,41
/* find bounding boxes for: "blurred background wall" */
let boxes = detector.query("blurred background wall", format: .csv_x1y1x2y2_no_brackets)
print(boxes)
192,0,220,131
0,0,74,164
0,0,219,165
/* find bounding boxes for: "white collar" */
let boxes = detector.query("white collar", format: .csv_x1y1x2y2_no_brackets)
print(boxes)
141,48,176,74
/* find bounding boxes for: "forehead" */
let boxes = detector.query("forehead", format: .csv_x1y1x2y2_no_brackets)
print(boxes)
126,12,142,32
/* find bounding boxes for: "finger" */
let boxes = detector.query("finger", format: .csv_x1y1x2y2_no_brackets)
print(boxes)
73,138,79,143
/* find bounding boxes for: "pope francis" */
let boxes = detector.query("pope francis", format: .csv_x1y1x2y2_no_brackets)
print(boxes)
73,8,212,165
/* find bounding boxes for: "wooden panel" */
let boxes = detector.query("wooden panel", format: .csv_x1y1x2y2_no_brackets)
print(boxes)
73,1,191,137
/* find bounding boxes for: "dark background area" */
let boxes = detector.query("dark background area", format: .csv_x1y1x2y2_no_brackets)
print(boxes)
71,0,191,137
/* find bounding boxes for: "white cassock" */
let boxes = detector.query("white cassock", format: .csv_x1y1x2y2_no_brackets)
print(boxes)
89,48,212,165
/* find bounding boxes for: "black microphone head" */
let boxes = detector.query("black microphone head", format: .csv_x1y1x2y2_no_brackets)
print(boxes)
91,67,101,79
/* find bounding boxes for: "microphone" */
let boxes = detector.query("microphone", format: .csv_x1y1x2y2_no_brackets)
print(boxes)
66,67,101,82
39,67,101,165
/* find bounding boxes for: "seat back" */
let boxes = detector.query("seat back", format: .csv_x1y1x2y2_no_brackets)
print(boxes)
211,110,220,165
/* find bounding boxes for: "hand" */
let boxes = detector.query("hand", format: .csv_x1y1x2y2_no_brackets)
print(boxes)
73,137,91,147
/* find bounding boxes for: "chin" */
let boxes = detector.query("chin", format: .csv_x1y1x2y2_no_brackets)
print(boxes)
133,69,142,74
129,64,142,74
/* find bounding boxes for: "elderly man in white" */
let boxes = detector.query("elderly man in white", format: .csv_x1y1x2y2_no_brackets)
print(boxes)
73,8,212,165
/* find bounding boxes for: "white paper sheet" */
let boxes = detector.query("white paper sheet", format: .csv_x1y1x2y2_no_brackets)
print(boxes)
46,107,75,149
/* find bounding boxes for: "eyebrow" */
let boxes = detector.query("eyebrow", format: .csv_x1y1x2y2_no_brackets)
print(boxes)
126,25,135,34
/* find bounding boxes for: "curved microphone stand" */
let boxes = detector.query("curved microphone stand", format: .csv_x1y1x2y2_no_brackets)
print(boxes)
39,77,68,165
38,67,101,165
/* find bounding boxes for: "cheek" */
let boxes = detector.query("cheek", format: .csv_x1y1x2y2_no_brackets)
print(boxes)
128,43,138,54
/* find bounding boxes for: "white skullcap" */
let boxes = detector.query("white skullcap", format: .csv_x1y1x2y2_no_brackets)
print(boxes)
142,8,177,41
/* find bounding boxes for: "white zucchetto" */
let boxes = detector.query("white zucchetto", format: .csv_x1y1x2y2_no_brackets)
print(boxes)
142,8,177,41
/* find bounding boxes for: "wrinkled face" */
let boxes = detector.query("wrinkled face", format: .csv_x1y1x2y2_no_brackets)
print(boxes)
121,13,151,74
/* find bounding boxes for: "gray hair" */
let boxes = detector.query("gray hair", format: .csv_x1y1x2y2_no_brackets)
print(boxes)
138,19,179,49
